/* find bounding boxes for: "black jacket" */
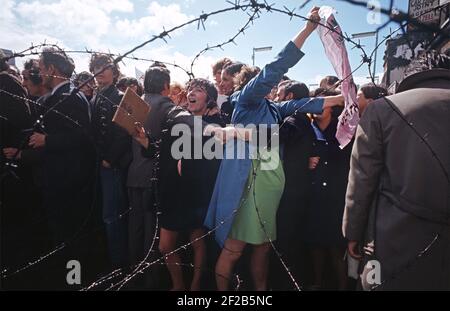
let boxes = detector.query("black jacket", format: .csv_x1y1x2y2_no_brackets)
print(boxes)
39,82,95,190
127,93,171,188
139,95,215,230
220,98,233,124
91,85,131,169
0,72,31,152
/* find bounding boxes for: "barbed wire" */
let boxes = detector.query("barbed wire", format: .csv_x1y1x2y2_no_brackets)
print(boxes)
2,0,357,286
189,6,261,75
3,1,371,81
97,134,257,290
5,45,195,80
0,0,410,284
1,0,448,291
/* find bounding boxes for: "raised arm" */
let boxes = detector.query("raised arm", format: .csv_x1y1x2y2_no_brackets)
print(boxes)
233,7,320,107
292,7,321,50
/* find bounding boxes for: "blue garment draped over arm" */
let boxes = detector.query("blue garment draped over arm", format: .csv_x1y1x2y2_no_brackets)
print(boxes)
277,97,324,118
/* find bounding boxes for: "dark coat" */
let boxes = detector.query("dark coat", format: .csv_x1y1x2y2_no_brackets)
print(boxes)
39,82,96,242
179,113,225,230
0,72,31,152
91,85,131,169
140,94,191,230
0,72,35,271
140,94,215,231
220,98,233,125
303,116,352,246
278,114,315,241
343,69,450,290
127,94,170,189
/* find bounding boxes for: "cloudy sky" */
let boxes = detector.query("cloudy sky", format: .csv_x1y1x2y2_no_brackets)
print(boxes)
1,0,409,85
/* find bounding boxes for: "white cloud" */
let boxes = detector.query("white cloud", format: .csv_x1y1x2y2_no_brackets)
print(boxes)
1,0,212,85
115,1,194,39
0,0,15,23
14,0,134,47
92,0,134,13
0,0,63,64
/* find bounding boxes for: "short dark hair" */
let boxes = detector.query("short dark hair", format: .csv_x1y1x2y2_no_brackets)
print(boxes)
320,75,339,88
284,81,310,100
186,78,218,106
89,53,120,83
126,77,143,96
359,83,388,100
144,66,170,94
116,77,128,89
312,87,341,97
126,77,139,86
24,58,42,85
150,61,168,69
40,47,75,78
223,62,245,76
74,71,94,87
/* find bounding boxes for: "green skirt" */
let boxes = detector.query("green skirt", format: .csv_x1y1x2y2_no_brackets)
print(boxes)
229,148,285,244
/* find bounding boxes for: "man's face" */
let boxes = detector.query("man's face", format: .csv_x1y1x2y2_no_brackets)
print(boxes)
38,58,53,89
220,71,234,96
117,84,127,93
275,86,286,102
93,64,114,88
187,86,208,115
80,82,95,98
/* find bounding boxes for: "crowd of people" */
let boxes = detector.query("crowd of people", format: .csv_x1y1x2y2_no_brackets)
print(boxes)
1,7,449,291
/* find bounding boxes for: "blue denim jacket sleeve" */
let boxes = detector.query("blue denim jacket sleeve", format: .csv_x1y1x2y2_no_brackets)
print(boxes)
232,41,304,109
278,97,325,118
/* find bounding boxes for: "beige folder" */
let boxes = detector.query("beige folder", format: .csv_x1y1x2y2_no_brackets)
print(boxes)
112,87,150,135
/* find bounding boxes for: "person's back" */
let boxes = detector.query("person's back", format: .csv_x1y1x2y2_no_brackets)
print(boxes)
375,86,449,216
344,51,450,290
363,82,449,290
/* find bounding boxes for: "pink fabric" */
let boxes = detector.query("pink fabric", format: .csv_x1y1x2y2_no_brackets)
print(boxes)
317,6,359,148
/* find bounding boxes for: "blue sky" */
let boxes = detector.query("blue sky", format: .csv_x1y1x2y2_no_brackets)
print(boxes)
1,0,409,85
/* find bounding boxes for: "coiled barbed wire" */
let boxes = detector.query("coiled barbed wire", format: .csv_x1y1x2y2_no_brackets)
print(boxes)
1,0,448,290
